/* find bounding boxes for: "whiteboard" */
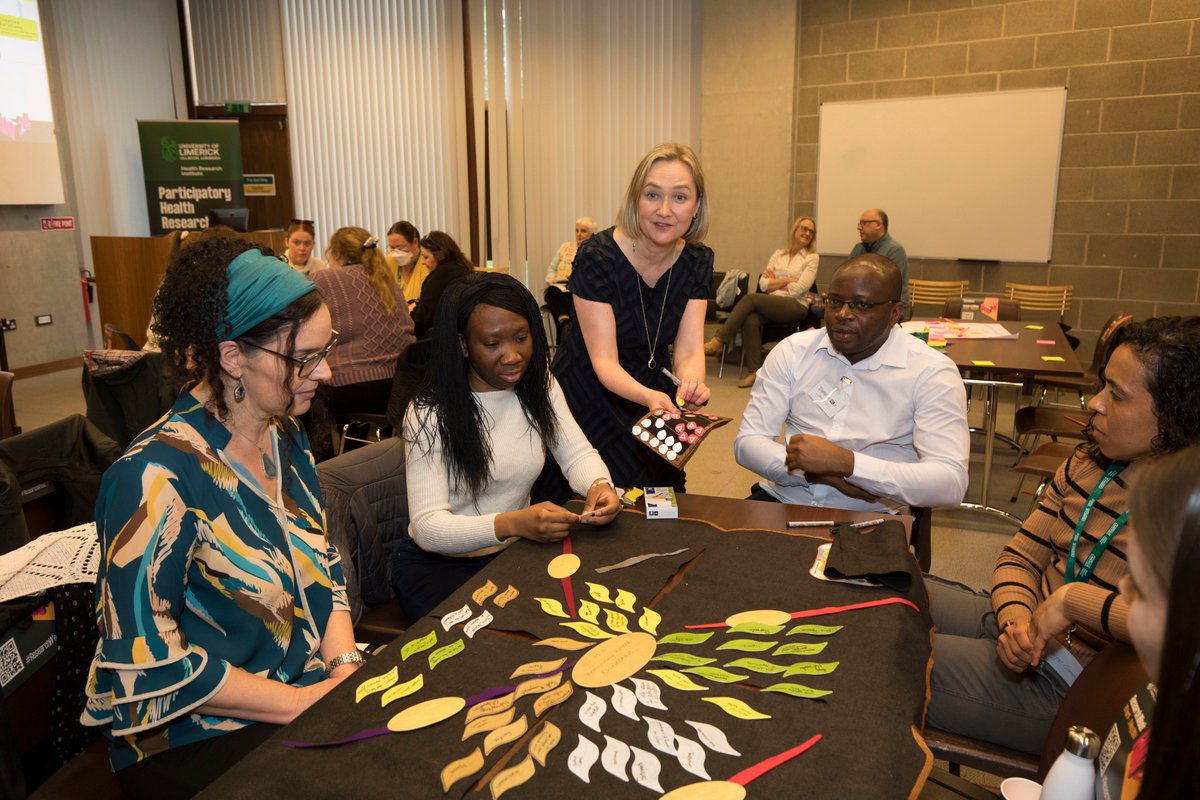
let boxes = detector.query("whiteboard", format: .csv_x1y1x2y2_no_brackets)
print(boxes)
815,88,1066,262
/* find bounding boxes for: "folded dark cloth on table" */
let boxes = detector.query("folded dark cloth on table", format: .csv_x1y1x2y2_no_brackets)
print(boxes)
824,519,915,593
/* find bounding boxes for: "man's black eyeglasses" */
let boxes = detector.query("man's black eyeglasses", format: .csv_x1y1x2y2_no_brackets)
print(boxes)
241,330,339,377
822,294,899,314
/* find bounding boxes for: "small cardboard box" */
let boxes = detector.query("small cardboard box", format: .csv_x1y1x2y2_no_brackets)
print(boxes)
644,486,678,520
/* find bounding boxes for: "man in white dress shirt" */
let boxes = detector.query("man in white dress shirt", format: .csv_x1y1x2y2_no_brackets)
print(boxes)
734,254,969,513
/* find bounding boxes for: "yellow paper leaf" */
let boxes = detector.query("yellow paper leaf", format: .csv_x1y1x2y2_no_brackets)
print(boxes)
614,588,638,612
533,597,570,618
471,580,499,605
578,600,600,624
639,607,663,635
560,621,615,640
646,668,709,692
604,608,631,633
380,673,424,707
489,754,536,800
702,696,772,720
509,657,567,679
528,721,562,766
440,747,485,793
532,636,593,651
462,707,516,741
585,581,614,604
483,714,528,756
355,665,398,703
494,584,520,607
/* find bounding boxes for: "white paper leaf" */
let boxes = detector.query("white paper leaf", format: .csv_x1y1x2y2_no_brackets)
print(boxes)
685,719,741,757
568,735,600,784
601,735,631,781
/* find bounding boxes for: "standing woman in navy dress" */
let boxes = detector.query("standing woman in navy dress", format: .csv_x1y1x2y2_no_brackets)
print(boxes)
552,143,714,491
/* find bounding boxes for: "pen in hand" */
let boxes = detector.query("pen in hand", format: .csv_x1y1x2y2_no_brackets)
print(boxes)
661,368,707,409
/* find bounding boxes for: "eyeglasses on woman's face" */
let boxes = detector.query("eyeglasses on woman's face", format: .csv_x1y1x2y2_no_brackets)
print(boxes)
241,330,339,378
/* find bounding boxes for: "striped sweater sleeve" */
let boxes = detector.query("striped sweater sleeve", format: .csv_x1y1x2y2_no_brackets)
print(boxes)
991,452,1133,658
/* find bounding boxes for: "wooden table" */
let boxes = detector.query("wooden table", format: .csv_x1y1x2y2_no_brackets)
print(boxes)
911,321,1083,518
203,495,930,799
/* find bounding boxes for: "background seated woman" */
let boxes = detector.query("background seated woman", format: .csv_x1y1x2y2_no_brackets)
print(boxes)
543,216,597,339
387,220,430,310
703,216,819,388
312,226,414,415
925,316,1200,754
391,273,620,620
409,231,474,337
81,237,361,798
283,218,326,276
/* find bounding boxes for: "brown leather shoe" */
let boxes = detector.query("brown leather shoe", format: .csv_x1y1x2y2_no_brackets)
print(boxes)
738,371,757,388
703,337,724,356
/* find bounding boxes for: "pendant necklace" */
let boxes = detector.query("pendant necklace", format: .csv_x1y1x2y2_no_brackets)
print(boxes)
634,245,675,372
231,422,278,479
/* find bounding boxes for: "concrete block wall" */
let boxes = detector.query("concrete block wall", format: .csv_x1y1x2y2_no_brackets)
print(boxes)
795,0,1200,361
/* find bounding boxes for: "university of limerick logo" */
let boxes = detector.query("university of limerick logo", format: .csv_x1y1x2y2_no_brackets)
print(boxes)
160,136,178,163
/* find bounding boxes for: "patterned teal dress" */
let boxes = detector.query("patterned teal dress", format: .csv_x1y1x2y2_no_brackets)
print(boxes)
80,391,348,770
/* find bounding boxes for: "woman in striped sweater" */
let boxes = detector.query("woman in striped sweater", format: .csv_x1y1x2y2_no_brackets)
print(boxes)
925,316,1200,755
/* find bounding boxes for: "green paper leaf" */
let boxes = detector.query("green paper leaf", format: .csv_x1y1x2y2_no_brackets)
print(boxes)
781,661,840,677
681,666,750,684
651,652,717,667
723,657,787,675
762,682,832,699
428,639,465,670
726,622,785,636
786,624,843,636
773,641,829,657
715,638,778,653
401,630,438,662
658,631,714,646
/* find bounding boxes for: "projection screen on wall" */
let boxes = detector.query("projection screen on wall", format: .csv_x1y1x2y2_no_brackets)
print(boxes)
0,0,66,205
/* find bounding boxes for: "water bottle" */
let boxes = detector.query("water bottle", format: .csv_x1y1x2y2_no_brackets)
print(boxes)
1039,725,1101,800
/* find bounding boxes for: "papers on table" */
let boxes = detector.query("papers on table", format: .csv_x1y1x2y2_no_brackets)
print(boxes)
901,319,1019,340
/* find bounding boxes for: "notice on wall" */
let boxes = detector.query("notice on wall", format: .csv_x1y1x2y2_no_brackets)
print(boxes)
137,120,243,235
243,173,275,196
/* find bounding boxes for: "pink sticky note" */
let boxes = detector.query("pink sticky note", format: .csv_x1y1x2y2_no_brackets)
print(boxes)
1036,339,1056,345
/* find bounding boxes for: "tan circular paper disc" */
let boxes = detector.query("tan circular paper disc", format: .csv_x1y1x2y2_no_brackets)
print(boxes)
572,632,656,688
660,781,747,800
387,696,466,732
546,553,581,579
724,609,791,627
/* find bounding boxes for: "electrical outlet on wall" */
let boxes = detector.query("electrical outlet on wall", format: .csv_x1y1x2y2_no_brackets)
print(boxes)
35,314,53,326
0,319,15,331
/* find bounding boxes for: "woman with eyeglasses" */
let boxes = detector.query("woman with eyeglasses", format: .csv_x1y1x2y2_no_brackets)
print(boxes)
925,316,1200,756
409,231,474,337
703,216,820,388
284,218,327,277
312,226,415,415
82,237,360,798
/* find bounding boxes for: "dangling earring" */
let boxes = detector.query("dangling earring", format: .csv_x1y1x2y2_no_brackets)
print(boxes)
233,381,246,402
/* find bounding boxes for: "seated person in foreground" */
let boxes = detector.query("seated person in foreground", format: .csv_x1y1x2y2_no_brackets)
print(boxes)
926,316,1200,755
1121,445,1200,796
734,253,969,513
391,273,621,620
81,238,360,798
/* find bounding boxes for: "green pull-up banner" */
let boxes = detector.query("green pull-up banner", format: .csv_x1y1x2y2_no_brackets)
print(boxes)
137,119,243,235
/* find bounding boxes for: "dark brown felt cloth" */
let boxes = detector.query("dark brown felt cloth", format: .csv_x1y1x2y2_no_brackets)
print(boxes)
824,519,916,593
201,513,933,800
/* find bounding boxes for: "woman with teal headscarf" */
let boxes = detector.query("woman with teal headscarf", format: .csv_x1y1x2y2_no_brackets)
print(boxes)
81,237,362,798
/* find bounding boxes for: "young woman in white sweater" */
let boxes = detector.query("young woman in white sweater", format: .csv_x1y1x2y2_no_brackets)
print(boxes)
391,273,622,619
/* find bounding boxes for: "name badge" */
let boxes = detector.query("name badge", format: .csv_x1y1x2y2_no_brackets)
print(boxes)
808,376,852,419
